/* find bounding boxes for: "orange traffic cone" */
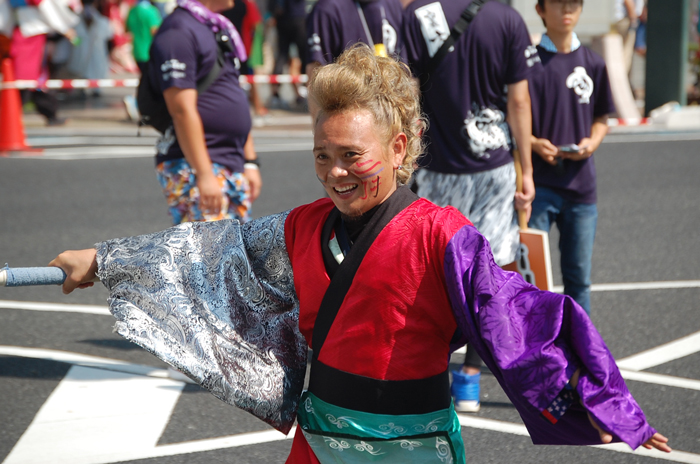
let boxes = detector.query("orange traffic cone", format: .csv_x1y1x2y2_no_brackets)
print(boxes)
0,58,42,155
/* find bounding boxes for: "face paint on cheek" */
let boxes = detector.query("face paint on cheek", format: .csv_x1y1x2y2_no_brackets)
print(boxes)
359,180,369,200
353,161,384,179
358,167,384,180
316,174,326,184
370,176,380,197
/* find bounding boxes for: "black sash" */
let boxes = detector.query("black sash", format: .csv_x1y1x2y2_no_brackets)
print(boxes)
310,187,452,415
309,359,451,415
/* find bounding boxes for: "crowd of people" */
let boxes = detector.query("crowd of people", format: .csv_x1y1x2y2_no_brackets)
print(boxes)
3,0,679,462
0,0,146,123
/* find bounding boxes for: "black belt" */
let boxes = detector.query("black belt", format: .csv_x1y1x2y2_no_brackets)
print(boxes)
309,359,451,415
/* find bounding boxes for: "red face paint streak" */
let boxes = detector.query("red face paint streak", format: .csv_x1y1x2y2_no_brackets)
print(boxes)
359,180,369,200
356,159,374,167
354,161,382,176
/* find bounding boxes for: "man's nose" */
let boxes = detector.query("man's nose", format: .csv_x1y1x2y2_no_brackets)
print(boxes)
329,161,349,177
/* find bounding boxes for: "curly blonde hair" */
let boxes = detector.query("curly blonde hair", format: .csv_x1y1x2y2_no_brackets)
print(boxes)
308,44,427,186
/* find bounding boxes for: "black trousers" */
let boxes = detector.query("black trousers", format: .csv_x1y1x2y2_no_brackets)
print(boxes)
22,89,59,121
464,344,482,369
273,16,307,74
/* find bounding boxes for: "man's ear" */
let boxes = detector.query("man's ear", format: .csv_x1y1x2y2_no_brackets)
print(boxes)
392,132,408,168
535,3,544,18
535,3,547,27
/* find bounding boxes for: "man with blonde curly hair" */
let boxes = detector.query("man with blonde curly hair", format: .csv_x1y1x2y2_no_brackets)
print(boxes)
50,45,668,464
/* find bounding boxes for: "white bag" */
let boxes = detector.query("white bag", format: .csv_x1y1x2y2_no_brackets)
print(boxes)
0,0,15,37
37,0,79,34
16,0,79,38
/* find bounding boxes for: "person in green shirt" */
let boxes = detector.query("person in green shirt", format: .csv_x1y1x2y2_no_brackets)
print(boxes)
125,0,162,121
126,0,162,74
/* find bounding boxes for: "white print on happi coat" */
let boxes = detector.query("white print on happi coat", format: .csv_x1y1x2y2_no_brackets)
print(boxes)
462,104,511,158
415,2,450,58
383,20,398,54
308,33,321,53
161,59,186,81
524,44,541,68
566,66,593,104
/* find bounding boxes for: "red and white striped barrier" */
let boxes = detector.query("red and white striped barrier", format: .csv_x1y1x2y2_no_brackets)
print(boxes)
607,117,651,127
0,74,308,90
245,74,308,84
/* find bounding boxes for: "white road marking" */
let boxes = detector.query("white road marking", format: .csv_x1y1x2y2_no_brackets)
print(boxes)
604,132,700,143
116,429,293,461
551,280,700,294
4,365,185,464
2,277,699,462
5,291,699,372
619,369,700,391
458,415,529,436
0,299,111,315
617,331,700,371
0,347,292,463
0,346,180,380
6,142,313,160
14,127,700,161
458,416,700,463
2,346,698,462
26,136,158,147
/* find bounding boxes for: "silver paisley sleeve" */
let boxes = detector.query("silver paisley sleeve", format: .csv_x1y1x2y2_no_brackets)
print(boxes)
95,212,307,434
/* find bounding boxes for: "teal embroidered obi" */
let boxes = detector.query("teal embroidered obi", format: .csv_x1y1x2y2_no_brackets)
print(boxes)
297,391,465,464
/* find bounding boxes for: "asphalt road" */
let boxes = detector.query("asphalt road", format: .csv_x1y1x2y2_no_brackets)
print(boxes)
1,127,699,464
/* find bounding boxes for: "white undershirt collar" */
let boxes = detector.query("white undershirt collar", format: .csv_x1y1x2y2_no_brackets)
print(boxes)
539,32,581,53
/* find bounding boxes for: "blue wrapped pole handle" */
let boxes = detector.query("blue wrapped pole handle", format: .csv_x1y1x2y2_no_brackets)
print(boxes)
0,266,67,287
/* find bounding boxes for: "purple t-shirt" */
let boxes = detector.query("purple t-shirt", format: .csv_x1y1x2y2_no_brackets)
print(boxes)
402,0,541,174
151,8,251,173
529,45,615,204
306,0,404,65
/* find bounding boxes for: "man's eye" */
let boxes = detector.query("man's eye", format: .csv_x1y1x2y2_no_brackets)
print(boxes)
345,152,359,158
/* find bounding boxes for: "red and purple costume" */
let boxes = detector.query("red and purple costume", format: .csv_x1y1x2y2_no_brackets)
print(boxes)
96,188,656,464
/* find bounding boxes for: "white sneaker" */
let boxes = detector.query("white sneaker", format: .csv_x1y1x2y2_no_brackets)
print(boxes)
454,399,481,413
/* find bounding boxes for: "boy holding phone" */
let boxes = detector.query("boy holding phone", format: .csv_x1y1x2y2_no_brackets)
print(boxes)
528,0,615,314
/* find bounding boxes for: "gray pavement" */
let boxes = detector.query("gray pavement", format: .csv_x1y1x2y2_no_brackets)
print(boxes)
1,88,700,463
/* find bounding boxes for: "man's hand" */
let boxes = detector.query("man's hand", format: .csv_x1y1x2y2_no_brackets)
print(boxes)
560,137,596,162
242,133,261,203
643,433,672,453
48,248,98,294
587,414,671,452
514,172,535,216
532,137,559,165
570,369,671,452
244,166,262,202
196,171,224,215
563,118,608,162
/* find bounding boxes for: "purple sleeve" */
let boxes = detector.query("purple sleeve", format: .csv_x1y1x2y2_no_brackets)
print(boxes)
504,10,539,84
444,225,656,449
306,4,340,66
151,28,197,92
593,61,616,118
